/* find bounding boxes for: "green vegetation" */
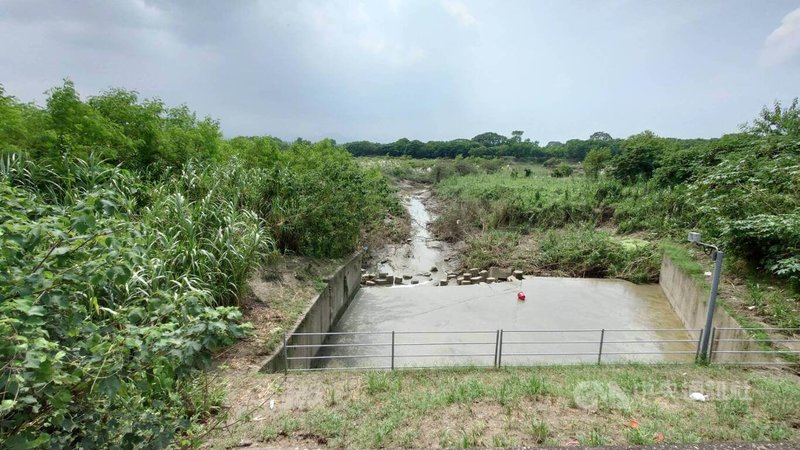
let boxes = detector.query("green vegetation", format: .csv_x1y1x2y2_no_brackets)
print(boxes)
0,82,399,448
2,77,799,448
345,129,705,162
422,100,800,327
213,365,800,448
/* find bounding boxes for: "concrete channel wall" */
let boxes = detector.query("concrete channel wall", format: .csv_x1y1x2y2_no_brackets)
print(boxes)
260,252,362,373
659,256,765,363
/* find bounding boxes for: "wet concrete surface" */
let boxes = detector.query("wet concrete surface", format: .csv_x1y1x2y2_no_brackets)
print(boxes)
371,191,454,285
316,277,695,368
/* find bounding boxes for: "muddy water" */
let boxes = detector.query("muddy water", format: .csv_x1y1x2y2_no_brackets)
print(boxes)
373,191,453,285
318,277,695,368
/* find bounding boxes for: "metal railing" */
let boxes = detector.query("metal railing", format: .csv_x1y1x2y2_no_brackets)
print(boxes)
709,327,800,365
283,328,705,372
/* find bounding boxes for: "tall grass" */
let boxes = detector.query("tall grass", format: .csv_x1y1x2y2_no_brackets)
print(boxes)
435,173,603,231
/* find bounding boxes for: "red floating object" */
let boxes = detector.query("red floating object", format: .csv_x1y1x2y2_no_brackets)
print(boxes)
517,292,526,301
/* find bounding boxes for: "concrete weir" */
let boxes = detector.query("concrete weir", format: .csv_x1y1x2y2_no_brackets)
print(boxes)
317,277,695,368
261,193,708,373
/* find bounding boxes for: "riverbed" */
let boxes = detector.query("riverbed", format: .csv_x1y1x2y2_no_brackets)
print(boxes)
368,189,456,285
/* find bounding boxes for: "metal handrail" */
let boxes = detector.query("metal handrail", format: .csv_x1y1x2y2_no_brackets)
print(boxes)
282,327,765,372
393,341,496,346
290,331,392,336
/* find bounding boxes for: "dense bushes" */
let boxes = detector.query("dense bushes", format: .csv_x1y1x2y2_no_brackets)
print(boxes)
537,229,660,283
435,174,601,232
224,140,401,257
0,149,397,446
0,159,254,447
0,81,221,174
0,82,400,447
430,100,800,288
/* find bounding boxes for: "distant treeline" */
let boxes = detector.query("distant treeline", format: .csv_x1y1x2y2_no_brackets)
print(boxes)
344,130,713,162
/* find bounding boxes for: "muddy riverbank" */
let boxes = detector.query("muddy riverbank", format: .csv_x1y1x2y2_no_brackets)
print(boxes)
364,183,462,286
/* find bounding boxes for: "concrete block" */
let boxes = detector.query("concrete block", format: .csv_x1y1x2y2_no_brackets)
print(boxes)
461,280,472,285
489,267,512,280
366,280,376,286
486,277,496,284
513,270,524,279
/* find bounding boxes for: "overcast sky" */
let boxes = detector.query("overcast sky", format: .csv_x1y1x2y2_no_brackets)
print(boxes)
1,1,799,143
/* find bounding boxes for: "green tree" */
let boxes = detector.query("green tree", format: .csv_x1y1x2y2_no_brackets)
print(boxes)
44,80,133,161
471,131,508,147
610,131,672,184
0,85,30,152
550,162,574,178
747,98,800,138
583,147,612,179
589,131,613,141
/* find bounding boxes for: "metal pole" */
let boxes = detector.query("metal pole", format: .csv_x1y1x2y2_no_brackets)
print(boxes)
694,328,704,363
700,250,724,359
494,330,500,368
597,329,605,364
391,331,395,370
497,330,504,368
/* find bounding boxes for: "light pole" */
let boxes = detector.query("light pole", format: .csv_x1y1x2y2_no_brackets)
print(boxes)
688,232,724,361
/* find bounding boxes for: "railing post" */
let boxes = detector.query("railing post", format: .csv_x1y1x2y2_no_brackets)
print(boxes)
283,333,289,375
709,327,717,364
694,328,704,363
597,329,605,364
391,331,395,371
497,329,504,368
494,330,500,368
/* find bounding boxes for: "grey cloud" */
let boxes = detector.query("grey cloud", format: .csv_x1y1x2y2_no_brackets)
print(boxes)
1,0,799,142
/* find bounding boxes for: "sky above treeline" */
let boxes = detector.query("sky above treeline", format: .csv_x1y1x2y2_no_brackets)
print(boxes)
1,0,799,144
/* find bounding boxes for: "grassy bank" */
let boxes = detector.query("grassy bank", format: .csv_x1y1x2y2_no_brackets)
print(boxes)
208,365,800,449
429,171,661,283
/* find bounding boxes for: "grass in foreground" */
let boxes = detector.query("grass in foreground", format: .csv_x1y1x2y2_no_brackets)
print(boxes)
206,364,800,448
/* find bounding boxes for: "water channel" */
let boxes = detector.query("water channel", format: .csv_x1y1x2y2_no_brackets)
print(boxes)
317,190,695,368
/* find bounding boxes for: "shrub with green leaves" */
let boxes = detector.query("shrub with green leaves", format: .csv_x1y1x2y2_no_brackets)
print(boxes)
0,173,252,447
536,228,660,283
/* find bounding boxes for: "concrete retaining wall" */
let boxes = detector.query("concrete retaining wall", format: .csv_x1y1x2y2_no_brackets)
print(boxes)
260,252,362,372
659,256,766,363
